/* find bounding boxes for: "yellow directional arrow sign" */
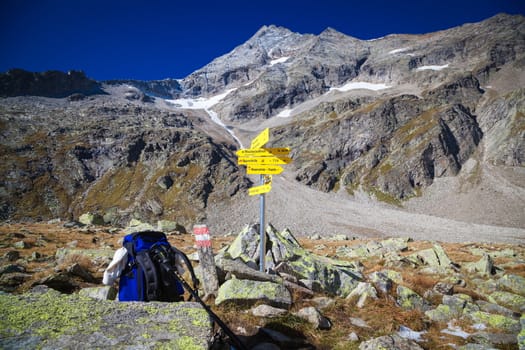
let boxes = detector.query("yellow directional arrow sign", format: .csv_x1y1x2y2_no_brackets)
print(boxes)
248,183,272,196
250,128,269,149
236,147,290,157
247,165,284,175
238,156,292,165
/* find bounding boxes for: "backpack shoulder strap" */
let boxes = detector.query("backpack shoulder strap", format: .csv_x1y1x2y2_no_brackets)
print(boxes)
135,250,160,301
123,233,136,257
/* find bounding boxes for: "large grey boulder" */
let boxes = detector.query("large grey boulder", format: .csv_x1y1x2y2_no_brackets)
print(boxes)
487,291,525,313
0,287,212,349
464,254,496,276
405,244,454,271
294,306,332,330
498,274,525,296
215,278,292,309
425,294,479,323
224,224,363,297
251,304,288,318
55,247,115,266
346,282,378,308
466,311,521,333
78,212,105,226
396,285,432,311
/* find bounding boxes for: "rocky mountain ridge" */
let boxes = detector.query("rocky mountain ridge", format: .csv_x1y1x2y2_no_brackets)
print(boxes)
0,13,523,237
0,69,105,98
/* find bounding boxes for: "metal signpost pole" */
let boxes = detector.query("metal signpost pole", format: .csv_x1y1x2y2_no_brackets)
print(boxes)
259,175,266,272
236,128,292,273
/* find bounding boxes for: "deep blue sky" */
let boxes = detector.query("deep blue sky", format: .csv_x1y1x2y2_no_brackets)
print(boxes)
1,0,523,81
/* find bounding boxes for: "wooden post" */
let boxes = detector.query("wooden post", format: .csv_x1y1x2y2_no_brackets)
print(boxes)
193,224,219,298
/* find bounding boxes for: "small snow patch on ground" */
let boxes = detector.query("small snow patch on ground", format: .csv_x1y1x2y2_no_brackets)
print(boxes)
397,325,426,341
416,64,449,71
270,57,290,66
389,47,410,54
277,108,293,118
330,82,390,92
441,322,471,339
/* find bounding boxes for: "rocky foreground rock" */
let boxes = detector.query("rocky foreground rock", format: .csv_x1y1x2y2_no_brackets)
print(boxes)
0,286,212,349
1,222,524,349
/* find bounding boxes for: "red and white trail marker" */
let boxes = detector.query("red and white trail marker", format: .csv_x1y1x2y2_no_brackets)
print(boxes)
193,224,218,297
193,224,211,248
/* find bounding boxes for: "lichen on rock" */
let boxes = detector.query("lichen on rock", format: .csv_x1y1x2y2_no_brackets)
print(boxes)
215,278,292,309
0,287,212,349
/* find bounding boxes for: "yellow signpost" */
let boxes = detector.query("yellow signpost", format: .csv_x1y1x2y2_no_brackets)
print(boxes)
250,128,269,149
236,128,292,272
236,147,290,157
247,165,284,175
248,183,272,196
238,156,292,165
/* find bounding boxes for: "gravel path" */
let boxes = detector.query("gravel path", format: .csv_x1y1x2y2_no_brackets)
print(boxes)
202,104,525,245
207,170,525,245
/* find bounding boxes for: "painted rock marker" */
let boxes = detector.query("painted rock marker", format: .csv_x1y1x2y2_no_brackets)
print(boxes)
193,224,218,297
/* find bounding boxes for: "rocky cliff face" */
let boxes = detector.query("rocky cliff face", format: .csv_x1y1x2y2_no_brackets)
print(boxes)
105,78,182,99
0,69,105,98
0,13,523,229
0,94,249,227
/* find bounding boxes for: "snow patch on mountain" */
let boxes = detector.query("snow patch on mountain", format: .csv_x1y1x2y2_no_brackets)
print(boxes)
270,57,290,66
277,108,294,118
416,64,449,71
330,82,390,92
166,89,243,147
273,81,391,119
366,36,385,42
388,47,410,54
168,89,236,109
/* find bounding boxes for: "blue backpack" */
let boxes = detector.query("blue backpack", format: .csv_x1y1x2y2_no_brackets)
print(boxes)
119,231,197,302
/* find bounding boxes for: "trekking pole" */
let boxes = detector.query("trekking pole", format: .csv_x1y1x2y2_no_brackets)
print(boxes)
152,249,248,350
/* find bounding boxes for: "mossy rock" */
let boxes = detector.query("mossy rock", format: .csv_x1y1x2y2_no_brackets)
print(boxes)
467,311,521,333
408,244,452,269
518,315,525,350
78,212,105,226
396,285,431,311
225,225,260,265
0,287,212,349
464,254,495,276
225,224,363,297
425,304,456,323
380,269,404,284
157,220,186,233
124,219,156,234
215,278,292,309
498,274,525,296
55,247,115,265
488,290,525,313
